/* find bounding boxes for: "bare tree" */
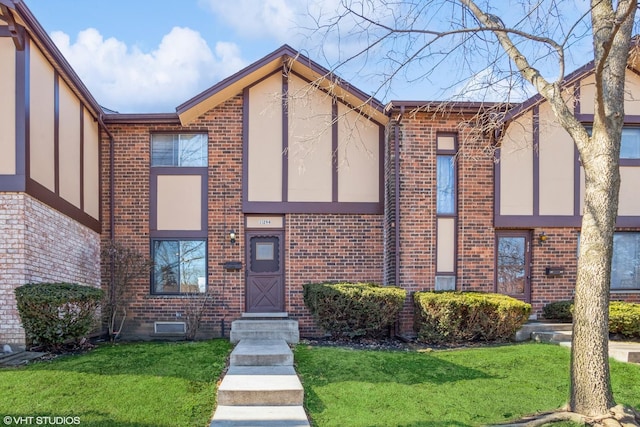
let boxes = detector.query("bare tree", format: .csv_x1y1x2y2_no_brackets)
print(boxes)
313,0,639,423
102,241,153,342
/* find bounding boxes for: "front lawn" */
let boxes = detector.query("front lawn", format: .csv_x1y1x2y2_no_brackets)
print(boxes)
295,342,640,426
0,340,232,427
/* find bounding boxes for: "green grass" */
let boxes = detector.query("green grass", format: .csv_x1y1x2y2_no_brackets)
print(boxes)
0,340,232,427
295,342,640,427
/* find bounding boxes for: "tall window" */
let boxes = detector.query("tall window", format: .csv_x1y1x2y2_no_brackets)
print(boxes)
621,128,640,159
152,240,207,294
611,233,640,289
151,133,207,167
437,155,455,214
435,133,457,291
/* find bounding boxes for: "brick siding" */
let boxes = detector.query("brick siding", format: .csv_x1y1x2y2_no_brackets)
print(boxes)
0,193,100,346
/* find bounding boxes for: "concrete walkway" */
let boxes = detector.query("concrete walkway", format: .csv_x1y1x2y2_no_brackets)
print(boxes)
516,322,640,363
210,318,309,426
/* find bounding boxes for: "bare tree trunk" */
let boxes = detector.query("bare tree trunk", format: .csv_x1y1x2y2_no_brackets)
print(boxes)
569,0,636,415
571,143,619,415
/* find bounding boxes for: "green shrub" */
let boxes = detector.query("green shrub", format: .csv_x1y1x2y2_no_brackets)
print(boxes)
542,300,574,322
14,282,103,350
414,291,531,343
609,301,640,338
303,282,406,339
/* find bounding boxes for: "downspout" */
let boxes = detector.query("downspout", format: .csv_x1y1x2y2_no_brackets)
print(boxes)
394,106,404,288
98,114,115,242
98,113,115,339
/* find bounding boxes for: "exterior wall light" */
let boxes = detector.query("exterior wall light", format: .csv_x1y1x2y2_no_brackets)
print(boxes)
539,231,548,244
229,230,236,245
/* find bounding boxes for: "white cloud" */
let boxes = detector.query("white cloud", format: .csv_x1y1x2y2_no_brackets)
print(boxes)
51,27,246,112
200,0,300,42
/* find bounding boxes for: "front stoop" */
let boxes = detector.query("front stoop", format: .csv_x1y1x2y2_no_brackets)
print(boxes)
210,336,310,427
515,322,573,342
211,406,310,427
516,322,640,364
230,339,293,366
217,366,304,406
230,319,300,344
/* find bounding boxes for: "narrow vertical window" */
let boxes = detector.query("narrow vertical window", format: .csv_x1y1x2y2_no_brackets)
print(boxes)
435,133,457,290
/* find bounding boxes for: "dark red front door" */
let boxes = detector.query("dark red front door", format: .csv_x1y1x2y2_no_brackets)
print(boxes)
246,231,284,313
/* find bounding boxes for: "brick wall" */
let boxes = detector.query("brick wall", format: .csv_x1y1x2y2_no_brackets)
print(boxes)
0,192,100,346
102,94,387,339
102,97,246,340
387,110,498,335
285,214,384,337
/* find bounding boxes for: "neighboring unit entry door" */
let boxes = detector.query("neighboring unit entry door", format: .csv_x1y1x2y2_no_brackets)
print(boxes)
495,231,532,303
246,231,285,313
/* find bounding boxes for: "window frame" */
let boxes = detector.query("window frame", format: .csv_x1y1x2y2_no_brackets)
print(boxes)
151,238,208,295
151,132,208,167
611,232,640,291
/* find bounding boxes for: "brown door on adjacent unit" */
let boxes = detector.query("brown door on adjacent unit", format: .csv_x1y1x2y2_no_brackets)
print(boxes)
495,231,532,303
246,231,285,313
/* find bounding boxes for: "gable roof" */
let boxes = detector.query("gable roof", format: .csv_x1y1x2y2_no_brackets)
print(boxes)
176,44,388,126
0,0,103,118
502,39,640,124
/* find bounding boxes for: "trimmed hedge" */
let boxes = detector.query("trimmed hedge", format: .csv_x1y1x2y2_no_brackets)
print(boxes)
14,282,103,350
542,300,574,322
542,300,640,339
414,291,531,343
608,301,640,338
303,282,406,339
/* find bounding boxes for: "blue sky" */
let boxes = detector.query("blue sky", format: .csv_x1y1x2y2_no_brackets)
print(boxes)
23,0,596,113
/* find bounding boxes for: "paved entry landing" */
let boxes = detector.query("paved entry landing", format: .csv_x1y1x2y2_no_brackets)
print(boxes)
210,319,309,426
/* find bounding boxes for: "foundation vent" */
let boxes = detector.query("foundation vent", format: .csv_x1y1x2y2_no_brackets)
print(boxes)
154,321,186,334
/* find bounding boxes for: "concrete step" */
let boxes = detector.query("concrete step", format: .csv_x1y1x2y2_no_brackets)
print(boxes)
217,365,304,406
515,322,573,342
230,319,299,344
0,351,47,366
210,405,309,426
531,330,573,343
230,339,293,367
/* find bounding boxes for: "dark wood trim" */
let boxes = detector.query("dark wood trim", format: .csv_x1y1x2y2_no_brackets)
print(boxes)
573,144,581,217
574,81,581,115
0,7,25,50
532,106,540,217
149,230,208,239
242,200,383,214
242,87,250,205
102,113,181,125
495,215,640,228
149,167,208,236
495,215,581,228
379,124,385,208
26,178,101,232
1,30,27,191
331,100,338,202
576,114,640,124
177,45,386,119
435,132,458,279
493,148,501,227
53,71,60,195
282,71,288,202
23,35,30,184
79,105,85,210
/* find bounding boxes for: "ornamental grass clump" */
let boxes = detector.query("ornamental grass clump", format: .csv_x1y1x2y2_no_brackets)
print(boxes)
14,282,103,351
303,282,406,339
414,291,531,343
